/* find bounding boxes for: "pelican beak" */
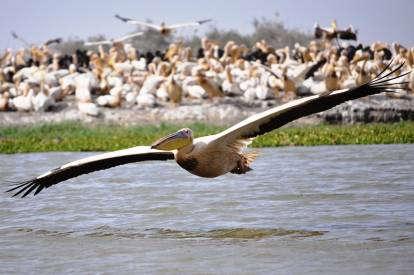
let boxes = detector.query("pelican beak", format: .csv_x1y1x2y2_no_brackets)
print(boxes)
151,130,190,151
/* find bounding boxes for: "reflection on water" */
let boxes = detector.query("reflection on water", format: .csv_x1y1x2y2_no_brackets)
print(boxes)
0,144,413,273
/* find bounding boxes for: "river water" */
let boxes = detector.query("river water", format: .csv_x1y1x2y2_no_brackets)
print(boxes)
0,144,413,274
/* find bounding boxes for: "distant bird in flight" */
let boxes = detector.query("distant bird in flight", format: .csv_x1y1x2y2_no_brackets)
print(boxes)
6,62,409,198
11,31,62,47
84,32,144,46
115,14,212,36
10,31,30,47
314,20,357,41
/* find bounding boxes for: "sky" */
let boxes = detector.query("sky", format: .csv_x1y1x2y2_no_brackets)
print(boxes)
1,0,413,49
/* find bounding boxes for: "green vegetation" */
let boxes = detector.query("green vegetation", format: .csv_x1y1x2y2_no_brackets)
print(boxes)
253,122,414,147
0,121,413,154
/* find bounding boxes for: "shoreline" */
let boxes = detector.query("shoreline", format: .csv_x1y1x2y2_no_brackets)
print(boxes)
1,94,414,127
1,121,413,154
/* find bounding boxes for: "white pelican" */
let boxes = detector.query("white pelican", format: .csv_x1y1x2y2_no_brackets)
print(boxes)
6,63,409,197
84,32,143,46
115,14,212,36
165,73,183,104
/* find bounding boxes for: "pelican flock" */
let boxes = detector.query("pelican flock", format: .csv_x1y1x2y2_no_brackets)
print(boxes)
7,63,408,198
115,14,212,36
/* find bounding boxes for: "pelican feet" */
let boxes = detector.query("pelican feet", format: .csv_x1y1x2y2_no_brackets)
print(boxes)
230,157,253,174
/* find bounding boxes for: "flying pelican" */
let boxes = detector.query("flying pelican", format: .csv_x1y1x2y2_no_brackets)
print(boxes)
10,31,30,47
11,31,62,47
314,21,357,41
84,32,144,46
114,14,212,36
6,63,409,198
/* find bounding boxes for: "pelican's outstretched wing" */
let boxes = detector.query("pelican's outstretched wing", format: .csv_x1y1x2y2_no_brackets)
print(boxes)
314,25,340,40
337,29,357,40
114,14,161,30
314,25,330,39
6,146,174,197
44,38,63,46
84,40,112,46
211,62,409,146
168,19,212,29
116,32,144,42
10,31,30,47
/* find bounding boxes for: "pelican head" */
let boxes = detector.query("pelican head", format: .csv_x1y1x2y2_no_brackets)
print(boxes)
151,128,193,150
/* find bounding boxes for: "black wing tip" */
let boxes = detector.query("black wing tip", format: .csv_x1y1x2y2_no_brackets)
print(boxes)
10,31,18,38
5,179,42,198
367,60,410,93
115,14,129,22
45,38,63,46
198,19,212,25
6,180,31,192
371,60,408,83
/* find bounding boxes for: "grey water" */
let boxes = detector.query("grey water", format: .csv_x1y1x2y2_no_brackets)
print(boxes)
0,144,413,274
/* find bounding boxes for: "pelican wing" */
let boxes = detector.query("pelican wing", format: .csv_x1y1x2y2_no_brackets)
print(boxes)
44,37,63,46
337,29,357,40
10,31,30,47
114,14,161,30
84,40,112,46
211,62,409,146
116,32,144,42
7,146,174,197
168,19,212,29
314,26,329,39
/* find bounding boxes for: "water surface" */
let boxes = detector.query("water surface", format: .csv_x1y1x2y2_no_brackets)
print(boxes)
1,144,413,274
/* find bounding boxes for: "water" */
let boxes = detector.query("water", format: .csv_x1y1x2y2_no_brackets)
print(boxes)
1,144,413,274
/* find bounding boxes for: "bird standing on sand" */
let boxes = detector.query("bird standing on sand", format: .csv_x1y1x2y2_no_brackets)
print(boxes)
195,69,224,98
0,92,10,111
165,68,183,105
115,14,212,36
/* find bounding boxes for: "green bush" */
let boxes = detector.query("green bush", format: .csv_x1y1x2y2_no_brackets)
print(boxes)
0,122,413,154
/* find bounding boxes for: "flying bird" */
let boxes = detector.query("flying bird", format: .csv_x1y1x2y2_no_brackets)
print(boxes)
115,14,212,36
10,31,30,47
6,63,409,198
11,32,63,47
84,32,143,46
44,38,63,46
314,21,357,41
